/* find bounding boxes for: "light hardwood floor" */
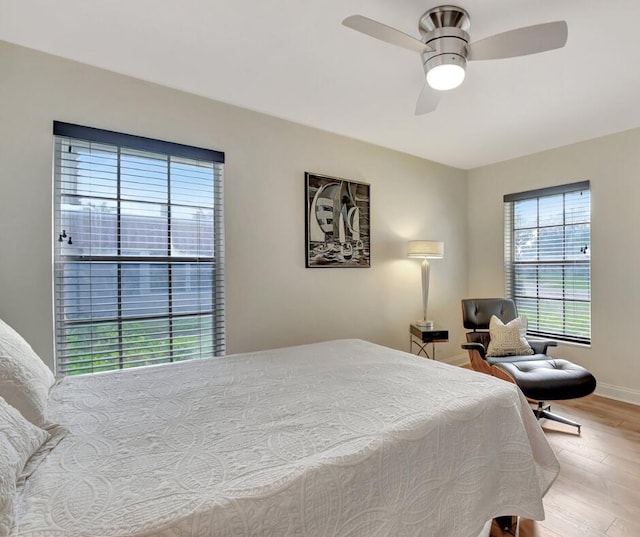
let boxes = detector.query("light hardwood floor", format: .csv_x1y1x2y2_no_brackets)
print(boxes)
489,395,640,537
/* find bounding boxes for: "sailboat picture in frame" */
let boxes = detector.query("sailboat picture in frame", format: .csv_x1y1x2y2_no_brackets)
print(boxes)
305,172,370,268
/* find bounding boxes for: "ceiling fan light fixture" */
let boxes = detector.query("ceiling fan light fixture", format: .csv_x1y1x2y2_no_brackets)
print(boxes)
342,5,568,114
426,63,465,90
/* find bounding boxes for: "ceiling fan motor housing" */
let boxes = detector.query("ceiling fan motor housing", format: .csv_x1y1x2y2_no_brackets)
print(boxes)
419,6,470,81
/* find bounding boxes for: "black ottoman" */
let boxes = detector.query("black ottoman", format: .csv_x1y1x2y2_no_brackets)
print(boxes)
495,359,597,433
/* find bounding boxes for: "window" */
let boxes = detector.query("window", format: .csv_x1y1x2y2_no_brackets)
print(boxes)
504,181,591,344
53,122,225,375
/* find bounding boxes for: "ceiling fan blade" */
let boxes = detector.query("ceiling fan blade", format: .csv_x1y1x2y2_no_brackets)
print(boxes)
415,84,441,116
342,15,434,54
468,21,567,61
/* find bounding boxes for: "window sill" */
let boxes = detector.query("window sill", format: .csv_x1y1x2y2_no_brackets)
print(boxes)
556,339,591,350
527,336,591,350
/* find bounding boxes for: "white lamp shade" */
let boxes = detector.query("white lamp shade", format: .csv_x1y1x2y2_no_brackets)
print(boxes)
407,240,444,259
426,63,465,91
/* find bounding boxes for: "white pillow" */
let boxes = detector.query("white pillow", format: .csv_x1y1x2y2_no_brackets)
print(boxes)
0,319,55,426
0,396,50,536
486,315,534,357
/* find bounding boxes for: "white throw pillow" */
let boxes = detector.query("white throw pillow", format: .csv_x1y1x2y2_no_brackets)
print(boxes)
0,319,55,426
0,396,50,536
486,315,534,357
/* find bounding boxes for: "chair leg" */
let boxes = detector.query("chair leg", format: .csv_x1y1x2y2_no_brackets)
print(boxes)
533,402,582,433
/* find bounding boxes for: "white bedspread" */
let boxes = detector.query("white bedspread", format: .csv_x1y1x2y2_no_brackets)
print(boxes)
13,339,559,537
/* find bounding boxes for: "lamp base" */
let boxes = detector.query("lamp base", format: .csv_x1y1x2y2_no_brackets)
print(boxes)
416,320,434,328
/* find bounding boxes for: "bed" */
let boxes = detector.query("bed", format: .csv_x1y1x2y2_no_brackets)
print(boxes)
9,339,559,537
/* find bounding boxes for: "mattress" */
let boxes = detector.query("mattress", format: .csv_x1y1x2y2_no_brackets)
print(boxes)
13,339,559,537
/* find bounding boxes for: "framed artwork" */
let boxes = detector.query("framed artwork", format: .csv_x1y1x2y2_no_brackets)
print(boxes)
305,172,370,268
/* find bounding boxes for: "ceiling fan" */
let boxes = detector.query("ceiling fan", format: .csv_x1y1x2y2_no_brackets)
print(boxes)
342,5,568,115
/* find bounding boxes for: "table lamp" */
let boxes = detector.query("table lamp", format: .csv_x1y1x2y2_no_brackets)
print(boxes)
408,240,444,328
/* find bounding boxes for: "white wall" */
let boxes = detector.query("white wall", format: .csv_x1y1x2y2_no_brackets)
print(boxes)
468,128,640,404
0,41,469,371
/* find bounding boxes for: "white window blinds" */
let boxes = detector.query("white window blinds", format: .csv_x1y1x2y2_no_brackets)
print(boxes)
53,122,225,375
504,181,591,344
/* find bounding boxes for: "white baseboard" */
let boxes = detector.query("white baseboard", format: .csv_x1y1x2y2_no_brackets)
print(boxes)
595,382,640,406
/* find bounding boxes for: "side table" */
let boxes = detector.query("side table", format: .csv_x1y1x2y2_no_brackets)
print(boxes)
409,323,449,360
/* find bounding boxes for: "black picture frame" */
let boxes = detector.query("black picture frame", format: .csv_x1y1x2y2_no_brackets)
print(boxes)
305,172,370,268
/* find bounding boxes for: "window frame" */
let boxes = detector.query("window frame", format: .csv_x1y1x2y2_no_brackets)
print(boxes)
504,181,591,344
53,122,225,375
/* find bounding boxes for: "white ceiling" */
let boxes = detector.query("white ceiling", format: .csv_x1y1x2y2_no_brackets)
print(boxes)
2,0,640,169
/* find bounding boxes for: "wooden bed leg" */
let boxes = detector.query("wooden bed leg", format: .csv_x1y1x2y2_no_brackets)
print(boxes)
495,515,515,532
